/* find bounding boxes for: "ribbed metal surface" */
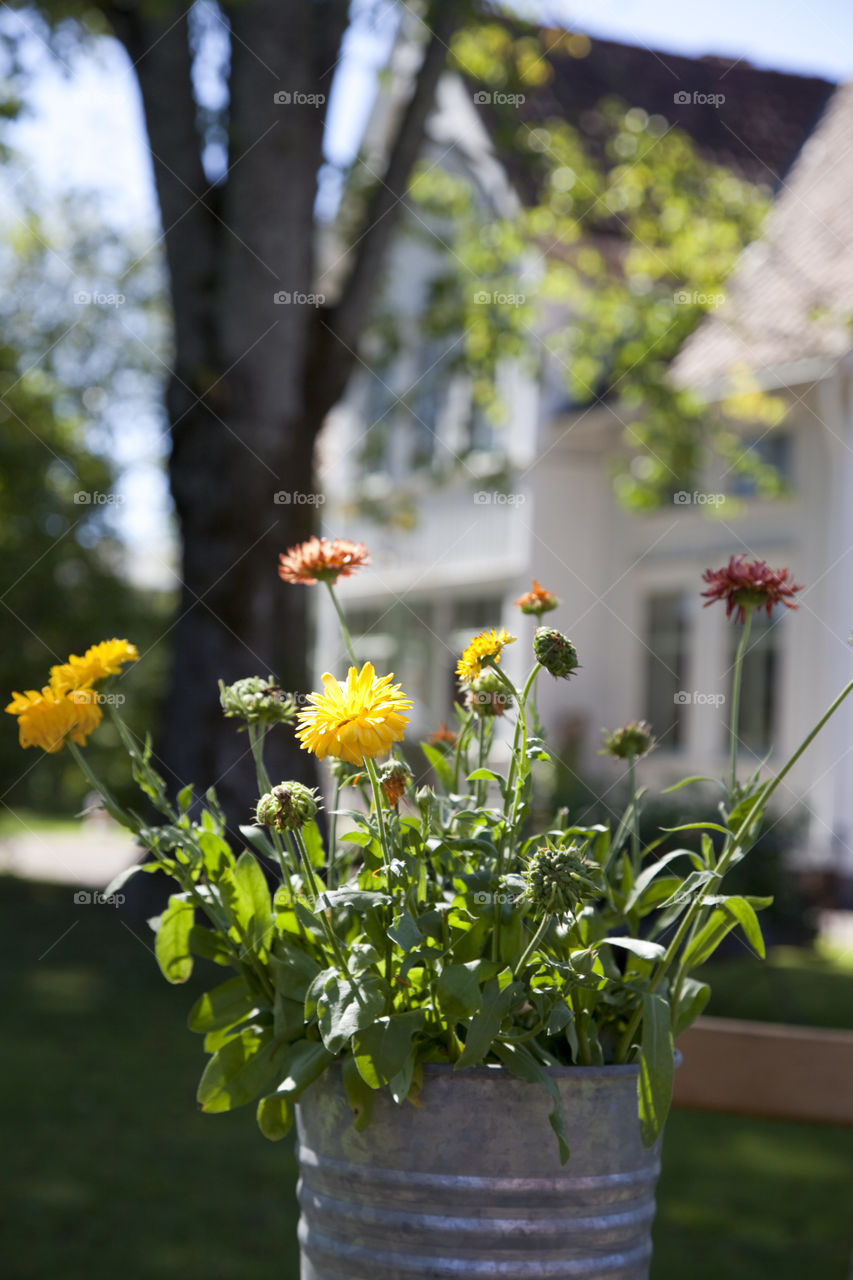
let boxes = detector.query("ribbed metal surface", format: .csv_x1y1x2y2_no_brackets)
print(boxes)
295,1062,661,1279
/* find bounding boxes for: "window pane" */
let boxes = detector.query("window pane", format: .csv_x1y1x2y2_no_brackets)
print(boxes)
644,591,689,747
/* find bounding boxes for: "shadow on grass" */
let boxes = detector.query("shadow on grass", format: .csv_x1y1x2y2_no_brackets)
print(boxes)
1,877,851,1279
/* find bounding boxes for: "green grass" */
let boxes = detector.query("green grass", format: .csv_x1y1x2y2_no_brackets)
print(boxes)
697,946,853,1030
0,808,83,838
2,876,852,1279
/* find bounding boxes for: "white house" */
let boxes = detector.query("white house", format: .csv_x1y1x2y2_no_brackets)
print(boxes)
316,33,853,873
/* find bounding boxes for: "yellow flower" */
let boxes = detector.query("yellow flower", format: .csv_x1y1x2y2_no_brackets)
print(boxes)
50,638,139,695
456,627,516,684
5,686,103,753
295,662,412,765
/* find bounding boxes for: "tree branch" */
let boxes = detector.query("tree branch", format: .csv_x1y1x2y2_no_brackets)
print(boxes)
310,4,464,419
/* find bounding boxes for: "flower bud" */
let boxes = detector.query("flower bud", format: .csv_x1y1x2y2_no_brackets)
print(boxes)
379,759,412,807
219,675,295,727
533,627,579,679
602,720,655,761
255,781,319,831
464,669,514,718
523,841,602,917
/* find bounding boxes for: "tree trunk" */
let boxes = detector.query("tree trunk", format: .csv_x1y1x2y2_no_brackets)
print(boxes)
102,0,461,835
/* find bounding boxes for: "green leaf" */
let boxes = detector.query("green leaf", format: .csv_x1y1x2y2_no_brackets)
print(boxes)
198,830,234,880
222,851,273,952
301,820,326,869
317,972,388,1054
177,783,194,813
624,850,703,912
672,977,711,1037
269,941,323,1002
255,1039,333,1139
661,775,719,794
342,1052,374,1130
455,978,525,1069
493,1041,570,1165
638,993,673,1148
436,961,485,1022
722,895,766,958
353,1011,426,1089
153,894,194,984
239,824,278,860
197,1028,290,1113
602,936,666,962
388,910,422,952
189,924,232,966
256,1093,293,1141
681,904,743,969
188,977,259,1033
421,742,454,791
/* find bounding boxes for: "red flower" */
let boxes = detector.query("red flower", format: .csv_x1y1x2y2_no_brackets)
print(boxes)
514,579,559,616
278,537,370,586
701,555,803,623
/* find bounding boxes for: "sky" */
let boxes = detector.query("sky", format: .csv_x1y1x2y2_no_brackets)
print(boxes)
3,1,852,579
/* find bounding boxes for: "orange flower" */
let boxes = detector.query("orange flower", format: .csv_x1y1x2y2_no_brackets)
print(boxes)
278,537,370,586
514,579,559,617
428,721,458,747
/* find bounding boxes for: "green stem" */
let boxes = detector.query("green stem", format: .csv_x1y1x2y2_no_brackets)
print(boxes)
326,581,358,665
363,756,399,1000
628,754,641,875
729,608,753,796
617,675,853,1062
571,989,592,1065
515,912,552,976
67,740,138,832
328,777,341,891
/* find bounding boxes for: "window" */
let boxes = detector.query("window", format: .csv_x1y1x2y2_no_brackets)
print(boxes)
728,611,779,753
644,592,689,748
728,432,792,498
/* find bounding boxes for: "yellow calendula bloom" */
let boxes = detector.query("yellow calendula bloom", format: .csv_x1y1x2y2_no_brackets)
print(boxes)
49,638,139,695
5,686,103,753
296,662,412,765
456,627,516,684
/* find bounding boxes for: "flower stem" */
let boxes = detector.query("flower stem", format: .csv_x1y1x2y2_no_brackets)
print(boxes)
326,581,358,665
516,913,551,976
364,756,399,1000
628,754,641,874
729,607,753,795
66,740,138,832
616,675,853,1063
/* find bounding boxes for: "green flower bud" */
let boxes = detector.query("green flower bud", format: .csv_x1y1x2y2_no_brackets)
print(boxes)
601,720,655,761
219,675,296,727
255,781,319,831
464,669,514,718
533,627,579,679
523,840,602,917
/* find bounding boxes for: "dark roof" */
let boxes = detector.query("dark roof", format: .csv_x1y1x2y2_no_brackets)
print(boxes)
476,31,835,193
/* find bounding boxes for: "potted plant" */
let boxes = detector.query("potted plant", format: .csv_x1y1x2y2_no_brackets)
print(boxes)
7,542,848,1279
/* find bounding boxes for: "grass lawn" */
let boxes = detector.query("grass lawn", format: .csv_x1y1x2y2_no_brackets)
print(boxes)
2,876,852,1279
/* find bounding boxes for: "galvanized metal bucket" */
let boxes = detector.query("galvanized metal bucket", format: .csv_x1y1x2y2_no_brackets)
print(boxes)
295,1061,661,1279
